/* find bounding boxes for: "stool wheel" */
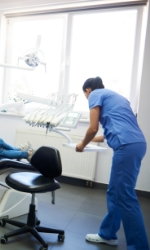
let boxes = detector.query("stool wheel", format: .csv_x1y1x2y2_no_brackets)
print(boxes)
58,234,65,242
1,236,8,244
36,219,41,226
0,220,6,227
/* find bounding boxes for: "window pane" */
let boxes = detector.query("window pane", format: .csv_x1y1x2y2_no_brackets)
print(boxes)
6,16,64,100
68,10,137,112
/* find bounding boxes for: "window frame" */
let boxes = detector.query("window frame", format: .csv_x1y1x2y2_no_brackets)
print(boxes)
1,5,147,116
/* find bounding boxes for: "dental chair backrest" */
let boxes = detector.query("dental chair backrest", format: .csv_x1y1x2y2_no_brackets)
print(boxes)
30,146,62,178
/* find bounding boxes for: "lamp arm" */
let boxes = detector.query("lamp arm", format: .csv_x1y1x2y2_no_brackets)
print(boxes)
0,63,35,71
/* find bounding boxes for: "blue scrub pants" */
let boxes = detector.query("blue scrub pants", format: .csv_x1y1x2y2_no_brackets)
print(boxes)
0,138,28,159
99,142,149,250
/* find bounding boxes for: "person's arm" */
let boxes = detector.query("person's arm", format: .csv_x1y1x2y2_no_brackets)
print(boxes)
91,135,104,143
76,106,100,152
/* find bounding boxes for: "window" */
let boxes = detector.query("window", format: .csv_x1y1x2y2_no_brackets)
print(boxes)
68,9,138,112
5,15,65,99
3,6,145,114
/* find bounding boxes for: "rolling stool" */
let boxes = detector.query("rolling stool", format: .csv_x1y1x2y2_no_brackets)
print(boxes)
0,146,65,250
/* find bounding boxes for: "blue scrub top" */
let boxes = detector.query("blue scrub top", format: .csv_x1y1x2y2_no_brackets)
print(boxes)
88,89,146,149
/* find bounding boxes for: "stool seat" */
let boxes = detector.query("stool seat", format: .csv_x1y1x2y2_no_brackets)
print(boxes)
6,172,60,193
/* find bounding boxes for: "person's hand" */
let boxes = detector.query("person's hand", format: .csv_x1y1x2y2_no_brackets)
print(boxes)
76,142,85,152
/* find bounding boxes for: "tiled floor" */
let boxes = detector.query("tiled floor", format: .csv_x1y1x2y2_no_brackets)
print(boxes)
0,183,150,250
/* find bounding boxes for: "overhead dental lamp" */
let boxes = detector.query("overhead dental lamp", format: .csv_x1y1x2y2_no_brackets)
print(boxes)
0,35,46,71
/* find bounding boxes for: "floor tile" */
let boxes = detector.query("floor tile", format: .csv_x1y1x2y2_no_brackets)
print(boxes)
0,183,149,250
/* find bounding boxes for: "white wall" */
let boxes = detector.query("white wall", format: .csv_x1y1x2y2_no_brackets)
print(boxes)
0,0,149,191
137,1,150,191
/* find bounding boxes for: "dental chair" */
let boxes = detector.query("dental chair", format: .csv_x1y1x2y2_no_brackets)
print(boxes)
0,159,38,219
0,146,65,250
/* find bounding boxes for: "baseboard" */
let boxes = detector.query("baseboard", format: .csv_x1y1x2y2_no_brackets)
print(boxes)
56,176,150,199
135,189,150,199
56,176,87,188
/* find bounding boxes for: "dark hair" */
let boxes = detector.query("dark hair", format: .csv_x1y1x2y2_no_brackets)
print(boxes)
82,76,104,92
